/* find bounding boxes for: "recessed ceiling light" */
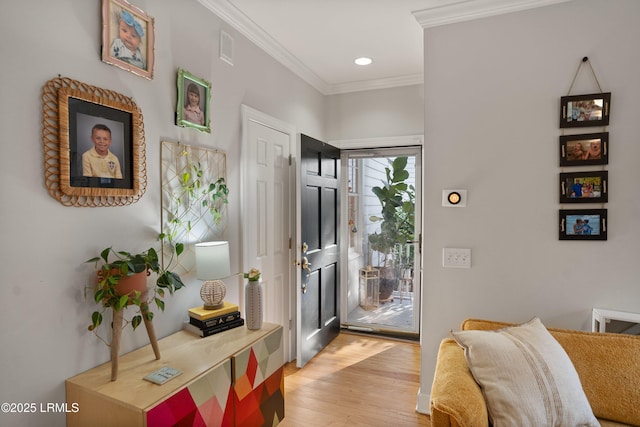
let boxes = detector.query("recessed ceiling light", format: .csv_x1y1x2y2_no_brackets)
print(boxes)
354,57,372,66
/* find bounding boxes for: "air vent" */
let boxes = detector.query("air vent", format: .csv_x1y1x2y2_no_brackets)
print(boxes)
219,29,233,66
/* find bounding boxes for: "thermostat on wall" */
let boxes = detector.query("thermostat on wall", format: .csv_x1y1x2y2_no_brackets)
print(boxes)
442,189,467,207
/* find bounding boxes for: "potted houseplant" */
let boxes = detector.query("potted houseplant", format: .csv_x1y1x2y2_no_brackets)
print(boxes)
85,242,185,380
368,157,415,300
86,243,185,333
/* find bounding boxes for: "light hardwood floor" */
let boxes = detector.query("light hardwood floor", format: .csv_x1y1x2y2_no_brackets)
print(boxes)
279,332,430,427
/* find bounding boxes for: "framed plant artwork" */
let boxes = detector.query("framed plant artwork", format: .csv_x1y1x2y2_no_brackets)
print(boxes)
559,209,607,241
559,171,607,204
42,76,147,207
176,68,212,133
101,0,155,80
559,92,610,128
559,132,608,166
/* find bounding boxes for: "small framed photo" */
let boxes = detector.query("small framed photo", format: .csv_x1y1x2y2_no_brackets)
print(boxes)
559,209,607,241
560,92,610,128
559,171,607,203
559,132,608,166
176,68,211,133
101,0,155,80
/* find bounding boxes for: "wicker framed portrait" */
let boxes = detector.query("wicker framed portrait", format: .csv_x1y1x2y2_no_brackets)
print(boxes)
176,68,211,133
559,132,608,166
42,76,146,207
559,171,608,204
559,92,610,128
101,0,155,79
559,209,607,241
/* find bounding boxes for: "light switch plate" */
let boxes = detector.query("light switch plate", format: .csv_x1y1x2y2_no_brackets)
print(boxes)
443,248,471,268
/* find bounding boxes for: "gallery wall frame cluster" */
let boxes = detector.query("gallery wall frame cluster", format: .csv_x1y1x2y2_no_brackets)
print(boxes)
557,57,609,241
43,0,222,207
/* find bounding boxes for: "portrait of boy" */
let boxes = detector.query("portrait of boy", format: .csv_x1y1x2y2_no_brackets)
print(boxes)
72,112,126,184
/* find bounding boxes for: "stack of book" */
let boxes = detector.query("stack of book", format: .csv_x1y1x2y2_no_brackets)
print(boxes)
184,301,244,338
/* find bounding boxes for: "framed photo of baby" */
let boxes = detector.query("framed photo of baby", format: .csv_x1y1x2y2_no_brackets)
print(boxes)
176,68,212,133
101,0,155,80
559,132,608,166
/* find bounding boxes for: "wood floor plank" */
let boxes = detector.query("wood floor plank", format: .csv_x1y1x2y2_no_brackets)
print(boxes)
280,332,430,427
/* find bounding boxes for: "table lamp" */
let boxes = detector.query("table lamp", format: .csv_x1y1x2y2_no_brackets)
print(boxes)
195,241,230,310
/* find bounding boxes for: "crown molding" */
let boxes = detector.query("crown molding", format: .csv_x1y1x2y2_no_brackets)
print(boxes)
413,0,573,28
325,73,424,95
199,0,569,95
197,0,330,94
198,0,424,95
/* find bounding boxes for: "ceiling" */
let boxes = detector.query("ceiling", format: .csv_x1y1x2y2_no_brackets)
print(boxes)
197,0,571,95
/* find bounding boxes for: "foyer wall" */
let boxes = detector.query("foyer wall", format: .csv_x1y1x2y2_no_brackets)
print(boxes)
0,1,323,426
325,84,424,141
419,0,640,412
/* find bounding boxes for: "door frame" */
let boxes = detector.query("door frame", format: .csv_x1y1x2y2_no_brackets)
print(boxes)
330,135,424,335
241,104,297,362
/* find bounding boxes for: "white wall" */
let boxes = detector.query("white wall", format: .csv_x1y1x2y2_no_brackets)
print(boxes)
419,0,640,412
0,1,323,426
325,84,424,141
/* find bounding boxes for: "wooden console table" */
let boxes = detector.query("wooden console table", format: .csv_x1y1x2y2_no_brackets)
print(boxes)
66,323,284,426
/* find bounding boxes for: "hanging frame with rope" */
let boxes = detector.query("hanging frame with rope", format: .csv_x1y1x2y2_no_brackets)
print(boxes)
559,57,611,128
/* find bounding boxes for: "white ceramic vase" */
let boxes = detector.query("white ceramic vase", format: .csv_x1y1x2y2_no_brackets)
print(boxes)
245,279,263,330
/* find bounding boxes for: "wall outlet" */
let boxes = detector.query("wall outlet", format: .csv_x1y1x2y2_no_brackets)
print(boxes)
443,248,471,268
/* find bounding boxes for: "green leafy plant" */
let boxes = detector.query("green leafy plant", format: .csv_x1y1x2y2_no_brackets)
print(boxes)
85,242,185,345
243,268,261,282
368,156,415,265
161,151,229,245
368,156,415,300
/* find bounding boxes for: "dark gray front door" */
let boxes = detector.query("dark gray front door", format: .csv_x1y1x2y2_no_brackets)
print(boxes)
298,134,340,367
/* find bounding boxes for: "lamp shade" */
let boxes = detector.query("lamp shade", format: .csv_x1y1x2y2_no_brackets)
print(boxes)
195,241,230,280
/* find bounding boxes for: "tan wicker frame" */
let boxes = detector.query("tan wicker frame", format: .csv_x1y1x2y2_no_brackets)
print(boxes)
42,76,146,207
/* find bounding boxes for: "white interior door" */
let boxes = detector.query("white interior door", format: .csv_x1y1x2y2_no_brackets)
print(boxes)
241,105,296,361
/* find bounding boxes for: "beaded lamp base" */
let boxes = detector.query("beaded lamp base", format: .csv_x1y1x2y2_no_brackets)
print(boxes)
200,280,226,310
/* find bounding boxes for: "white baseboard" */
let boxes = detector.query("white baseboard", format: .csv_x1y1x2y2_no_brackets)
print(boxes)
416,388,431,415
